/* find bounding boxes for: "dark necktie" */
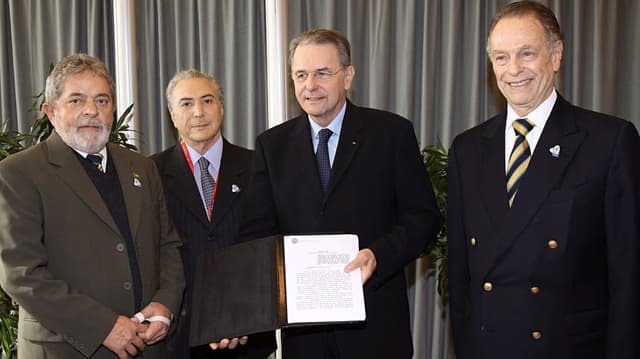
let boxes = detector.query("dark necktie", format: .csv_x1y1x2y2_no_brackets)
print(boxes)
198,157,215,219
316,128,333,192
506,118,534,206
87,153,104,172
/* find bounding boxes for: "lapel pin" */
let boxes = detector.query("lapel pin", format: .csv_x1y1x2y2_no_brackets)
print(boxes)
231,184,240,193
549,145,560,158
133,173,143,188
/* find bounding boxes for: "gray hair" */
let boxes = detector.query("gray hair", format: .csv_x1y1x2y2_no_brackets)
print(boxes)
45,53,115,105
165,69,224,112
487,0,564,55
289,29,352,69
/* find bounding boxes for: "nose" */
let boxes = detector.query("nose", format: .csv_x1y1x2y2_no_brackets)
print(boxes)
83,100,98,116
506,58,523,75
304,74,319,89
193,101,204,117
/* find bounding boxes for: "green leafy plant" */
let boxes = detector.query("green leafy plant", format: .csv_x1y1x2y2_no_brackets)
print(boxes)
0,123,29,161
0,123,22,358
0,288,17,357
421,140,448,303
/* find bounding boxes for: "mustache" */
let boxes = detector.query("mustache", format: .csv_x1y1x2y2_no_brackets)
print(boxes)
75,119,108,129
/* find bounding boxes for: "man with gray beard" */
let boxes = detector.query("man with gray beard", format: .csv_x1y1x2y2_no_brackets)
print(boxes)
0,53,184,359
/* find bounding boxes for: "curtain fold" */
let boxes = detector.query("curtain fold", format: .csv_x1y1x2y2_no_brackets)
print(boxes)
134,0,266,155
0,0,113,133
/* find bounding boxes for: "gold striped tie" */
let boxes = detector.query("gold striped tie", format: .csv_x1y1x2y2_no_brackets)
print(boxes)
506,119,534,207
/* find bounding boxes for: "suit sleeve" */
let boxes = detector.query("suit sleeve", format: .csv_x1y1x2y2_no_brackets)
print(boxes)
446,139,472,359
367,120,442,286
148,160,185,317
604,121,640,358
239,136,280,241
0,161,117,356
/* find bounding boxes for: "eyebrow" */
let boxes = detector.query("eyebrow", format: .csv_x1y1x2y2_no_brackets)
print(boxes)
67,92,111,99
294,67,331,73
178,93,216,102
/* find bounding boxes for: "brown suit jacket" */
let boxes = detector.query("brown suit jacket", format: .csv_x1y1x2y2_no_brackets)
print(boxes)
0,132,185,358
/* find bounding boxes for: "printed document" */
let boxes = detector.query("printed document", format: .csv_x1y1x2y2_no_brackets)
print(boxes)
283,234,366,324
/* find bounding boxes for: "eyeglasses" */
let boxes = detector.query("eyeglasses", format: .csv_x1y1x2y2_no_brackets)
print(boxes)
292,68,344,83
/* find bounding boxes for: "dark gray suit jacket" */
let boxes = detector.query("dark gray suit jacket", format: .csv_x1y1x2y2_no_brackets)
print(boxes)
152,139,274,358
448,95,640,358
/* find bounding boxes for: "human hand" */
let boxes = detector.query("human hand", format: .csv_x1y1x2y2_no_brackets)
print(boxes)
209,336,248,350
344,248,377,285
103,315,147,359
132,302,172,345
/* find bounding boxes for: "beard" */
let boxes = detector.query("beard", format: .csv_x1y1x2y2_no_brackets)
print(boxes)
56,118,111,154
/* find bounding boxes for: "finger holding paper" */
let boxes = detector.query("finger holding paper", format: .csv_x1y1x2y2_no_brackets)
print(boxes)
209,336,249,350
344,248,377,284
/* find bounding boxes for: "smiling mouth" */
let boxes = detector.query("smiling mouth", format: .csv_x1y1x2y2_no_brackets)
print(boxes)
506,79,532,87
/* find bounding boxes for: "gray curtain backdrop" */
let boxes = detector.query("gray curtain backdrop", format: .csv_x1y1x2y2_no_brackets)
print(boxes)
1,1,639,358
0,0,114,134
134,0,266,154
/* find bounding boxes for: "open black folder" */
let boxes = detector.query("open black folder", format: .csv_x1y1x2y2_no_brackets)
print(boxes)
189,234,366,347
189,236,286,347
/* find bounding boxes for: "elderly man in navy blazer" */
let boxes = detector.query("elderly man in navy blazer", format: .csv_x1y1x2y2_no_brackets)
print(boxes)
448,2,640,358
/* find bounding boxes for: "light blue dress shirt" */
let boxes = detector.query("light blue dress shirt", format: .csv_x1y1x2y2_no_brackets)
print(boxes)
308,102,346,167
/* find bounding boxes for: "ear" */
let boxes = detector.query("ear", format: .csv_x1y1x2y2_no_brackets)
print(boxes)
169,111,179,129
551,40,563,72
343,65,355,91
42,102,57,128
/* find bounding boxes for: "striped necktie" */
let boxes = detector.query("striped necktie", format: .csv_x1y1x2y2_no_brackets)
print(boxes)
198,157,215,220
506,118,534,207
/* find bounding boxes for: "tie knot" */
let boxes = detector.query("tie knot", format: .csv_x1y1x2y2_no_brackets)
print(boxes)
87,153,103,171
319,128,333,143
197,157,210,172
513,118,534,137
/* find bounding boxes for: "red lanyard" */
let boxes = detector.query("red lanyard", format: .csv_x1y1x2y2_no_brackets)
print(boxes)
181,142,219,219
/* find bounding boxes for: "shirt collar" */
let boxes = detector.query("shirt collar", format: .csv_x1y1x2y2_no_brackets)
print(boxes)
308,102,346,138
184,136,223,173
506,89,557,132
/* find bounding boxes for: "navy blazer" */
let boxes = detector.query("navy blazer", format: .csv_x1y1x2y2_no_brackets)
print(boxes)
241,101,441,358
448,95,640,358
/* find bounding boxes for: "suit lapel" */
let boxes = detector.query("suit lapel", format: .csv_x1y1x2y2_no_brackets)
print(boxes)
162,145,210,226
46,132,121,237
479,115,510,234
111,144,143,241
290,116,326,201
211,140,245,226
492,96,586,260
327,102,363,199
